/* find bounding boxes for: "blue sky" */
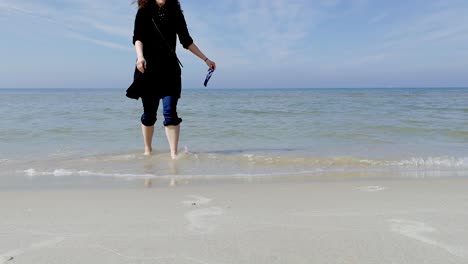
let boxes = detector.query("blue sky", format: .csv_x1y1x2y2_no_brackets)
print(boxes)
0,0,467,89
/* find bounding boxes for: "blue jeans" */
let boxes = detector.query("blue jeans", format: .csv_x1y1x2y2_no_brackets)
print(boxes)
141,95,182,127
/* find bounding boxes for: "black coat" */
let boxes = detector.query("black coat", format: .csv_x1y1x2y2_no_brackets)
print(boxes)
126,2,193,100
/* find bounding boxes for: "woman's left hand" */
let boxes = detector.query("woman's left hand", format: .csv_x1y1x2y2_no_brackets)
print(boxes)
205,59,216,71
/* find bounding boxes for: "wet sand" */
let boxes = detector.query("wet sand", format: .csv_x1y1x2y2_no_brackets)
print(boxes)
1,177,468,264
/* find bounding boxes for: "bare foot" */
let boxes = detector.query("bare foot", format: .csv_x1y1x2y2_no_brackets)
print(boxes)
144,147,152,156
170,152,178,160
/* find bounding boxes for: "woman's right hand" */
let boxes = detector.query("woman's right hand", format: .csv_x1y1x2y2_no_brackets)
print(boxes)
136,57,147,73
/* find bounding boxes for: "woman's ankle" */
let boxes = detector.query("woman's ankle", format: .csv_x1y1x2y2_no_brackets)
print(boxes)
144,146,152,155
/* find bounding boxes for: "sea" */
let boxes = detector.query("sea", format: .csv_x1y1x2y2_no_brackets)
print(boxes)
0,88,467,189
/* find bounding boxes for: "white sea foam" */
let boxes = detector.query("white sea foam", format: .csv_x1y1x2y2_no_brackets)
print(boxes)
77,171,155,178
243,154,254,161
20,169,155,178
22,169,74,177
15,155,468,181
23,169,38,177
396,157,468,167
197,153,468,168
19,168,322,179
361,157,468,168
81,151,468,169
358,186,386,192
53,169,74,176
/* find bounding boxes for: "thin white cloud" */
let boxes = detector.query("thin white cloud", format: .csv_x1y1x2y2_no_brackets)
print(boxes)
2,0,467,88
188,0,323,65
67,32,132,52
381,7,468,49
328,2,468,70
71,16,131,38
0,0,134,50
318,52,391,72
369,13,388,25
0,0,56,23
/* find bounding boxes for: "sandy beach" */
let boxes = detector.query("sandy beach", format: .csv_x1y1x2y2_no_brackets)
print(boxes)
1,176,468,264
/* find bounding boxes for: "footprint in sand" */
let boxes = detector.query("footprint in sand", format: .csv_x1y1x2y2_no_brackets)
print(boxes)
185,207,224,233
389,219,468,259
0,256,14,263
0,237,65,263
182,195,212,206
183,195,223,233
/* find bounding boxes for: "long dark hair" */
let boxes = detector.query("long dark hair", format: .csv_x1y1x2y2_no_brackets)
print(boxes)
132,0,180,9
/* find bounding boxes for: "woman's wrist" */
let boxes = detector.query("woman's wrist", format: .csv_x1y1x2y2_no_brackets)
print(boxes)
204,57,209,62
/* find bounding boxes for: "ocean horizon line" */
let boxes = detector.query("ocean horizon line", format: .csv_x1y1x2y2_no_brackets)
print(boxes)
1,87,468,90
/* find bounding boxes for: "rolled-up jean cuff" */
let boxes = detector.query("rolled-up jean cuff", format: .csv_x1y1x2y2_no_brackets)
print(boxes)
163,117,182,127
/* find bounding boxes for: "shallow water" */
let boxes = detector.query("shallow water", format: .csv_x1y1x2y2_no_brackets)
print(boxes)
0,88,467,187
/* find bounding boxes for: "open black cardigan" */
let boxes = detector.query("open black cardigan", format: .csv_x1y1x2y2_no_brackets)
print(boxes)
127,2,193,99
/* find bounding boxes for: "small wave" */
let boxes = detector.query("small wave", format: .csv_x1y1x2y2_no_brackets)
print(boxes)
14,148,468,184
21,168,154,178
79,147,468,169
393,157,468,167
17,156,468,179
358,157,468,168
23,169,73,177
84,153,139,162
18,168,321,179
187,153,468,169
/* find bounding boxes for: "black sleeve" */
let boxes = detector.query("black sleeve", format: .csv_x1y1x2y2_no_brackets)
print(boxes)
133,8,146,45
175,3,194,49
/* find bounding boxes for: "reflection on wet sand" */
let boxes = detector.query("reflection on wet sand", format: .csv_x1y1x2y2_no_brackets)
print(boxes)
143,157,180,188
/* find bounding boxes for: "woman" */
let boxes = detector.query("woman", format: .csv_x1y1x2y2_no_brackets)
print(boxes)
131,0,216,159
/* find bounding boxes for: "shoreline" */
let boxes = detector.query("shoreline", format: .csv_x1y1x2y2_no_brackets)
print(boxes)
2,168,468,191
